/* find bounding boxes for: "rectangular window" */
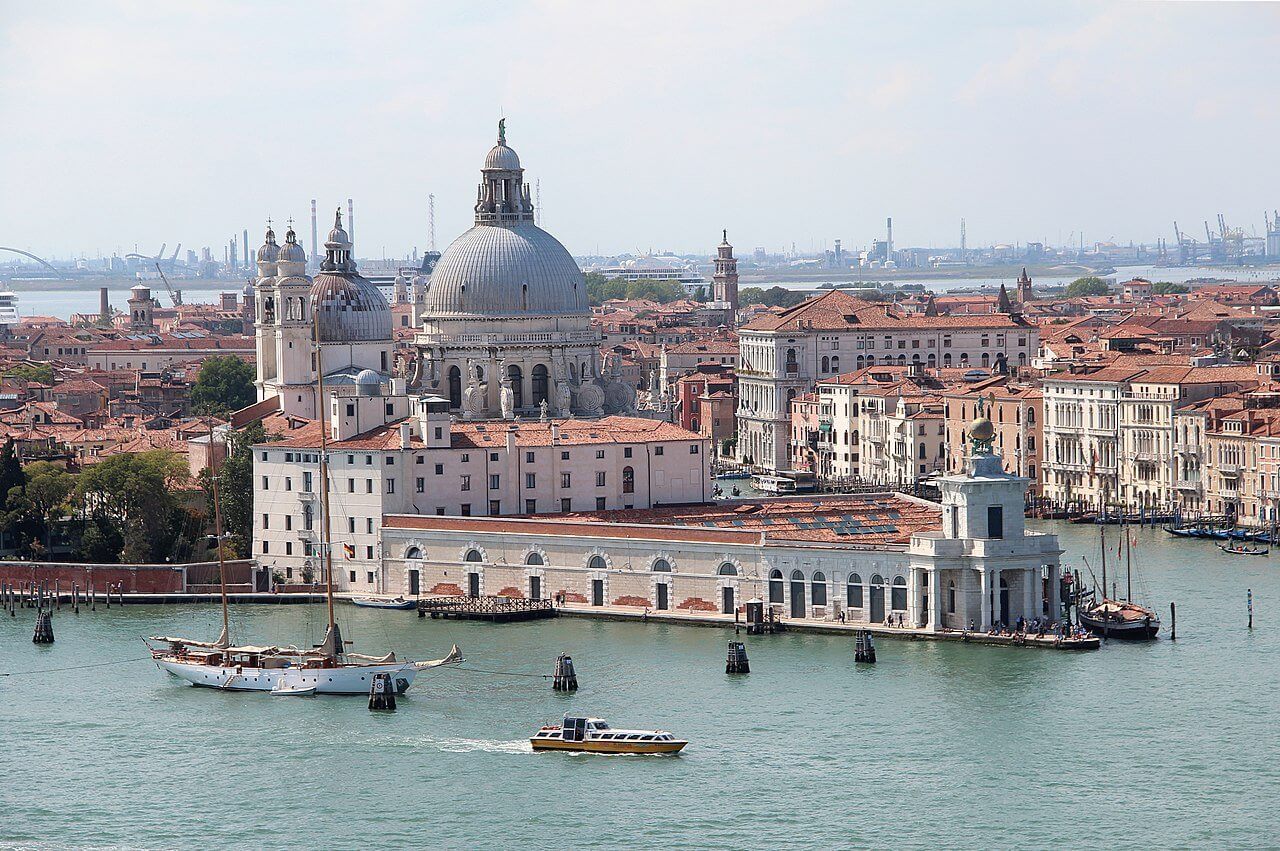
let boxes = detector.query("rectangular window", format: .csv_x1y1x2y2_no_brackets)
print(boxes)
489,474,500,490
435,507,445,516
595,449,605,459
366,518,374,534
365,456,372,466
347,478,355,493
349,570,356,583
434,463,444,475
987,505,1004,539
416,456,424,465
262,513,269,529
262,541,269,553
561,451,570,461
284,515,292,531
416,477,425,493
285,541,293,555
560,498,571,512
386,478,395,494
526,451,535,463
595,472,606,487
490,452,499,462
366,479,373,494
690,444,699,454
596,497,606,510
348,518,356,533
434,427,443,440
261,476,269,490
284,477,292,491
489,499,501,515
367,571,375,584
303,471,312,492
460,503,471,516
561,472,571,488
346,404,355,417
460,475,471,491
366,546,374,560
526,473,536,489
655,446,664,456
461,453,469,462
347,454,354,464
624,447,633,458
525,499,537,514
385,456,395,466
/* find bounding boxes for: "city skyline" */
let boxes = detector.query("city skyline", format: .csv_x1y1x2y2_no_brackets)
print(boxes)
3,1,1279,259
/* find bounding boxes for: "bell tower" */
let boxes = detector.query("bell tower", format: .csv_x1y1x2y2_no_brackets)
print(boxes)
713,229,738,313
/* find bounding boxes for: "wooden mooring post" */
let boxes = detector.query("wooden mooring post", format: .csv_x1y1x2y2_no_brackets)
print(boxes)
368,672,396,711
552,654,578,691
854,629,877,664
1248,589,1253,630
725,641,749,674
1170,602,1176,641
32,609,54,644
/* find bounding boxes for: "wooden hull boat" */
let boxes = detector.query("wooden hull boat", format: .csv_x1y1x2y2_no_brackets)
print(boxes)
1078,599,1160,640
351,596,416,610
531,717,686,755
1220,545,1269,556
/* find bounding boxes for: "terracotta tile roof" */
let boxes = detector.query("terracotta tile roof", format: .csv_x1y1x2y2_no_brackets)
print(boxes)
88,335,254,352
743,290,1030,333
268,415,703,451
382,514,757,545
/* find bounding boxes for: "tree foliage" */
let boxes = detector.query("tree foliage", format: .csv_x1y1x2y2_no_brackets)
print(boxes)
738,286,808,308
200,421,271,558
4,363,56,385
190,355,256,415
585,272,686,306
1065,276,1110,297
1153,282,1189,295
76,450,192,563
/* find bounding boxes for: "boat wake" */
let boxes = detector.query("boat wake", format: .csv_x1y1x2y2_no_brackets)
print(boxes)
420,736,532,755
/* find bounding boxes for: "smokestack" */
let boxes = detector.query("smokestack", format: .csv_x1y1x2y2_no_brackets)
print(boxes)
242,228,249,270
347,198,354,246
310,199,318,268
99,287,109,324
886,217,893,261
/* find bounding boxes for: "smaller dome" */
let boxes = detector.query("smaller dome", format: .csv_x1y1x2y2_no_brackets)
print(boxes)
484,143,521,171
968,416,994,442
256,227,280,263
278,227,306,263
355,368,381,385
327,222,350,245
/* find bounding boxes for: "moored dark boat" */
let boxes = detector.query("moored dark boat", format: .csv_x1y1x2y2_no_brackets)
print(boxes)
1220,544,1269,556
1078,598,1161,639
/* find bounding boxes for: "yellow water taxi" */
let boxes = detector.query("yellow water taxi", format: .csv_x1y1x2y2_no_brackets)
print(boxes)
531,717,687,755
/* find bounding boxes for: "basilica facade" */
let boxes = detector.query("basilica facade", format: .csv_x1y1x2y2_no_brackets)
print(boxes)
409,123,635,420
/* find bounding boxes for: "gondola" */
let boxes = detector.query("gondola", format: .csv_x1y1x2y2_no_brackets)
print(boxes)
1219,544,1269,556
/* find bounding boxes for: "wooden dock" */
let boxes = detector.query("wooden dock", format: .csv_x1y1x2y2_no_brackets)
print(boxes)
416,595,557,622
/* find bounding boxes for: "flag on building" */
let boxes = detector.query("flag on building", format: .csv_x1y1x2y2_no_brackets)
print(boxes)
343,543,355,560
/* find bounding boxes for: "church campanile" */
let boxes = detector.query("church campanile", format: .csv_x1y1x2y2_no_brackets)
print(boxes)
713,229,738,314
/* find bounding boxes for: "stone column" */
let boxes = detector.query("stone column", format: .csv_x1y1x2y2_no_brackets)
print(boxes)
906,568,920,628
979,567,993,631
931,568,944,631
1047,562,1061,621
1024,567,1036,623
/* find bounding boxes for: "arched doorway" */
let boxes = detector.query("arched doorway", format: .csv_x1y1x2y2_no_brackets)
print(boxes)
789,570,806,619
768,569,784,604
531,364,549,407
869,574,885,623
588,555,606,606
811,571,827,608
892,575,907,612
652,558,671,610
507,364,524,410
447,365,462,408
526,551,543,599
464,548,482,597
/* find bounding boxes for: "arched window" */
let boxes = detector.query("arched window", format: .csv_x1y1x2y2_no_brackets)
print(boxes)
525,552,544,566
622,466,635,494
847,573,863,608
588,555,607,571
919,442,926,459
652,559,671,572
531,364,549,406
717,562,737,576
857,355,865,369
405,546,422,560
507,364,524,410
927,353,936,367
831,356,839,372
943,353,952,367
821,356,830,373
897,354,906,365
912,353,920,364
464,549,482,562
1028,407,1035,424
768,568,784,603
891,575,908,611
981,352,990,368
785,349,798,374
447,366,462,409
811,571,828,606
871,573,884,585
867,355,875,366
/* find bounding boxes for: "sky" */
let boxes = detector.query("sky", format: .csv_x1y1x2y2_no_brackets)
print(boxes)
2,0,1279,261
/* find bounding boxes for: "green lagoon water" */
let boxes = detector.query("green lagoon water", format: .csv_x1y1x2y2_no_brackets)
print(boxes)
1,521,1278,850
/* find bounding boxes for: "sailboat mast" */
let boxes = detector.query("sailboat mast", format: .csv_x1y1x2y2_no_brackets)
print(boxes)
1125,524,1133,601
1100,521,1107,602
209,419,229,643
314,313,336,631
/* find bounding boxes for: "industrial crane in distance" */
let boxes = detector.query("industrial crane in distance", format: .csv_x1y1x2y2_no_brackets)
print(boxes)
154,262,183,307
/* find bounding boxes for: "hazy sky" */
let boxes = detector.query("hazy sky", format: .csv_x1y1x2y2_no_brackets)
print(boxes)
2,1,1278,261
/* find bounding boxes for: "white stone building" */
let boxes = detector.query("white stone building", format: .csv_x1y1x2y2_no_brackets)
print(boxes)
252,383,711,590
376,425,1058,631
736,290,1036,471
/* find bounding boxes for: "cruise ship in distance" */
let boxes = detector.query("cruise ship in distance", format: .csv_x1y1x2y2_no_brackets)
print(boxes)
0,291,20,325
591,254,709,298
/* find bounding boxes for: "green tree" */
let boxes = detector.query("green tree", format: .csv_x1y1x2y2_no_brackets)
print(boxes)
1153,282,1189,295
200,421,273,557
1065,276,1110,297
585,272,688,306
0,440,24,501
739,286,807,308
75,450,192,563
4,363,56,385
190,355,255,415
75,517,124,564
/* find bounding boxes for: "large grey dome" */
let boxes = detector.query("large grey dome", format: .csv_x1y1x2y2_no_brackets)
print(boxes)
484,143,521,170
311,272,392,342
423,222,587,317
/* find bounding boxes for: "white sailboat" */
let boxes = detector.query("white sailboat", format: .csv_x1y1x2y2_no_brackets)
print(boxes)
150,305,462,694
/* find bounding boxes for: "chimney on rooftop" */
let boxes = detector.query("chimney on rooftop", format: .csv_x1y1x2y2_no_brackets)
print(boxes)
550,422,560,444
399,421,412,449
